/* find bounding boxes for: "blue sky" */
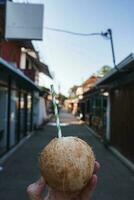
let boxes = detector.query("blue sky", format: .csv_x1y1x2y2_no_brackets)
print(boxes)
24,0,134,95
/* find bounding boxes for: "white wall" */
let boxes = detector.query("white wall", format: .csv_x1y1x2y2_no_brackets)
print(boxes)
20,51,26,69
33,95,48,127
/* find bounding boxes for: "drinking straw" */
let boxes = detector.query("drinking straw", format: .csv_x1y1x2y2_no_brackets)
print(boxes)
51,85,62,138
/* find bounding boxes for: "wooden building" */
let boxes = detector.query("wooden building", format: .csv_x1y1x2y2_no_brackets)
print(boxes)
95,53,134,163
80,54,134,164
77,75,100,121
79,89,107,138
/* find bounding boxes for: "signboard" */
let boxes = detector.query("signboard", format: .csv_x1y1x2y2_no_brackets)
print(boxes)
5,1,44,40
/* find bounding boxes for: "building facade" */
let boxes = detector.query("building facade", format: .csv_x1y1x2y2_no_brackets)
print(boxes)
0,1,52,157
0,57,39,156
78,54,134,165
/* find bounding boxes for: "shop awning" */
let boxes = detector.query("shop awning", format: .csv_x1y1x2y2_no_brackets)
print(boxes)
27,54,52,78
94,53,134,88
0,57,40,91
81,53,134,97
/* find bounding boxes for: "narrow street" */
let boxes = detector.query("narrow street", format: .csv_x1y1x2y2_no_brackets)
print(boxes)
0,110,134,200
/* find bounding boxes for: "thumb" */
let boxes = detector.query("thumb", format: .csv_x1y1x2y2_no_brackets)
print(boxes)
80,175,98,199
27,177,46,200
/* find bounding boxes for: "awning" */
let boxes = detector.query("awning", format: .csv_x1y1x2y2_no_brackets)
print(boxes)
95,53,134,87
0,57,40,91
27,54,52,78
81,53,134,96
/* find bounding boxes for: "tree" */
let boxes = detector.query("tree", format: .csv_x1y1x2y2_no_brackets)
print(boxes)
68,85,78,99
96,65,112,77
58,93,67,105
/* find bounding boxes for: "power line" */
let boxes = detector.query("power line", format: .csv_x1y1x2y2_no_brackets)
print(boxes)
45,26,103,37
4,25,106,38
45,26,118,70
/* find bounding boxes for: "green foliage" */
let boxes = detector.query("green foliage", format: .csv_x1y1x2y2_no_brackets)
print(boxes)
68,85,78,99
59,93,67,103
96,65,112,77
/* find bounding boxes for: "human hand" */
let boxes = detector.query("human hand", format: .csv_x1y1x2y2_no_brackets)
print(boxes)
27,161,100,200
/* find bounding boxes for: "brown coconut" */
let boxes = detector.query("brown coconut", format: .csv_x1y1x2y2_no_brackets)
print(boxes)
39,136,95,192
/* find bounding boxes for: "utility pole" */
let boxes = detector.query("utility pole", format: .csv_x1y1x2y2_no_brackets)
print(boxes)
45,26,118,70
107,29,116,68
101,29,118,70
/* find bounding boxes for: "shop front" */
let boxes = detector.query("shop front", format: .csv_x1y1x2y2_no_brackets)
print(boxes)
79,91,107,138
0,58,39,157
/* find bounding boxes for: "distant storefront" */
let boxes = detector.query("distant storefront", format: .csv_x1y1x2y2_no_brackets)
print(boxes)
79,91,107,138
0,58,40,157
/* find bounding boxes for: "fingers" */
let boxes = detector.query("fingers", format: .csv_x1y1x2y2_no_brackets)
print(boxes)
27,177,46,200
89,174,98,193
80,174,98,199
80,161,100,199
93,161,100,174
27,162,100,200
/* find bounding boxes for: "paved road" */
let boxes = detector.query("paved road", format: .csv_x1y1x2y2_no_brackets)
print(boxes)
0,110,134,200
